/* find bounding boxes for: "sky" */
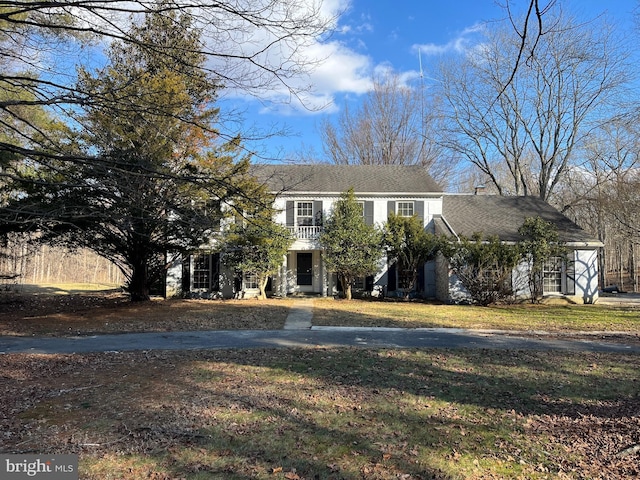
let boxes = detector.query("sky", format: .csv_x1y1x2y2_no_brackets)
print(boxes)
231,0,639,164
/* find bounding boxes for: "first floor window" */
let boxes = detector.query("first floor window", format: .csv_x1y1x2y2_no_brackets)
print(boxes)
543,257,563,293
192,253,220,291
397,201,414,217
244,273,259,290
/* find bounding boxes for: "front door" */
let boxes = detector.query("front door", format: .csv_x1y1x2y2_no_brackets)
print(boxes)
297,252,313,286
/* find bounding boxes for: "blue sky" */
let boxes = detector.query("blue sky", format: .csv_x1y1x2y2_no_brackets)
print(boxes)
234,0,638,163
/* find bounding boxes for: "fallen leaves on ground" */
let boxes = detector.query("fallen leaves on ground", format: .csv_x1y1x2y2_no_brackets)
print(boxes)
0,349,638,479
0,291,290,335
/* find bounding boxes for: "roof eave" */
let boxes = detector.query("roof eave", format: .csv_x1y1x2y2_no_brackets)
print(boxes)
270,191,444,197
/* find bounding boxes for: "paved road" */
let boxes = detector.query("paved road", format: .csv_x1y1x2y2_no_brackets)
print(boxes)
1,327,639,355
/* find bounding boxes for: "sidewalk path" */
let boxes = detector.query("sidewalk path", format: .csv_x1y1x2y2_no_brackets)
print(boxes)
283,298,314,330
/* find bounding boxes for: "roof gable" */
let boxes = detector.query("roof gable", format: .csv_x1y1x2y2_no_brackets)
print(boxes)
441,195,600,245
250,164,442,194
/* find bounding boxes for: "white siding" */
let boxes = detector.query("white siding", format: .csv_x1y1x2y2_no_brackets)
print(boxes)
575,249,599,304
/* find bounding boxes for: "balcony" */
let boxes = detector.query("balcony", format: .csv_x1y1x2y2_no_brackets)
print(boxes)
288,225,322,240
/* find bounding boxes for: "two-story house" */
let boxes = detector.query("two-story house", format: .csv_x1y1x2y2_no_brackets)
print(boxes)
166,164,602,303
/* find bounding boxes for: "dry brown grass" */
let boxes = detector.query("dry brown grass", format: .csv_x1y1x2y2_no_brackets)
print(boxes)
0,291,292,336
1,349,638,479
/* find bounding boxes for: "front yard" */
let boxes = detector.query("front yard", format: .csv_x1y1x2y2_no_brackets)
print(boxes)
1,288,639,479
1,287,638,337
1,348,638,479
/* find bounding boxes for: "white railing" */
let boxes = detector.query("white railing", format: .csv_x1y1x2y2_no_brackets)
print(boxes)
288,225,322,239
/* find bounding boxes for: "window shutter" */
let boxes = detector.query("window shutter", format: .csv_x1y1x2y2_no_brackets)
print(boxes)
388,262,397,291
365,275,374,291
314,200,323,226
387,201,395,218
415,201,424,224
565,252,576,295
181,255,191,294
211,253,221,292
286,201,294,227
364,201,374,225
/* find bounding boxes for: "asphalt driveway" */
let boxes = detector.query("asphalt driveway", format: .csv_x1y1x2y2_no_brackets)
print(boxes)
1,326,639,355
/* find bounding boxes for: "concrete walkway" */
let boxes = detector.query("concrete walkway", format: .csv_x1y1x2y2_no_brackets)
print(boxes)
283,298,314,329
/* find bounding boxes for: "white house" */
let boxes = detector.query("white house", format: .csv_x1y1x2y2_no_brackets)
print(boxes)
166,164,602,304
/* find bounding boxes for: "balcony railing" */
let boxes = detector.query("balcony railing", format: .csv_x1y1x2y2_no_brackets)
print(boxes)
288,225,322,240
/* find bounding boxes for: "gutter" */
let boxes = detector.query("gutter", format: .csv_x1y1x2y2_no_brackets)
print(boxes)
269,191,445,197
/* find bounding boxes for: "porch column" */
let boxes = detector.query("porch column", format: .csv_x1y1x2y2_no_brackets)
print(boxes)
281,253,288,297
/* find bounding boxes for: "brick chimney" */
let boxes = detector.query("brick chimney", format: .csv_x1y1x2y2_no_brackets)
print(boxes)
474,185,486,195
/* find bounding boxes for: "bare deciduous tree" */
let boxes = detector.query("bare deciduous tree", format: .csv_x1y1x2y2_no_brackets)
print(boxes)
555,118,639,291
437,6,629,201
318,73,455,188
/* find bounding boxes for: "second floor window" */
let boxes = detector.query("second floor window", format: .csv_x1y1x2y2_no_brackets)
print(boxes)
297,202,314,226
397,201,414,217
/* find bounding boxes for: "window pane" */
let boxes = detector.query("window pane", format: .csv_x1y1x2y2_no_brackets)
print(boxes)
244,273,258,289
397,202,414,217
297,202,314,226
193,253,211,290
297,202,313,216
543,257,562,293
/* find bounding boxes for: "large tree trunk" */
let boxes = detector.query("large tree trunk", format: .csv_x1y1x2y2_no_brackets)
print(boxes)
129,260,150,302
340,275,352,300
258,274,268,300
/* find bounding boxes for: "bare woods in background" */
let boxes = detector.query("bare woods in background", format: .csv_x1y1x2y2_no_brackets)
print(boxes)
0,234,124,289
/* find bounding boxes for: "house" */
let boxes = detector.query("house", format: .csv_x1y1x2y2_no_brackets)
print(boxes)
434,195,603,304
166,164,602,303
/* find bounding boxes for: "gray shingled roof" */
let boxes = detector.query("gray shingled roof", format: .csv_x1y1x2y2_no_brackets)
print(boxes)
250,164,442,194
441,195,601,245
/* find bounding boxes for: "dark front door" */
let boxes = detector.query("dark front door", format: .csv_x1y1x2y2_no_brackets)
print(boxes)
297,252,313,286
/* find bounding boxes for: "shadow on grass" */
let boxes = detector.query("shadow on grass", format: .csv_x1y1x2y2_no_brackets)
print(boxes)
2,301,639,479
4,345,637,479
145,349,638,477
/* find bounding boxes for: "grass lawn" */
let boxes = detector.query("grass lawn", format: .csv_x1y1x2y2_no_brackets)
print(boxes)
1,287,639,478
313,298,640,333
1,287,638,336
1,348,638,479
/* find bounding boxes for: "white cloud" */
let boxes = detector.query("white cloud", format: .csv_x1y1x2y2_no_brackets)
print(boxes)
253,38,374,116
413,23,486,57
215,0,378,115
64,0,372,116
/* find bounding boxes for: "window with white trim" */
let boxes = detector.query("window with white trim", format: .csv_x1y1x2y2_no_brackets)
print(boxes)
296,202,314,226
244,273,259,290
193,253,212,290
543,257,563,293
356,201,365,217
397,201,414,217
